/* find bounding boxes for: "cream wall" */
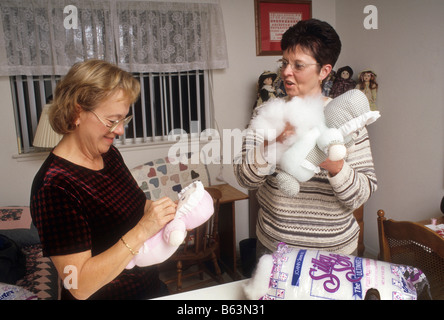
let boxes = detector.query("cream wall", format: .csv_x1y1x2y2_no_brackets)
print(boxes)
1,0,442,256
335,0,444,255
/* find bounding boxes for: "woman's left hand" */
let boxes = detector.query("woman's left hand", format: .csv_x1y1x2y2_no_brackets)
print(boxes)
319,158,344,177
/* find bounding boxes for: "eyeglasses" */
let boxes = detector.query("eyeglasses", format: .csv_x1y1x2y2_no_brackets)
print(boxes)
90,110,133,133
277,58,320,72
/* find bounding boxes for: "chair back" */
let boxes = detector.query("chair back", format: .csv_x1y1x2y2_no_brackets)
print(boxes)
377,209,444,299
178,187,222,258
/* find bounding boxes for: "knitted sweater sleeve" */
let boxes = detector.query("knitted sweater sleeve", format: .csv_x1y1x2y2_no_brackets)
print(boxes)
328,126,378,210
233,122,274,189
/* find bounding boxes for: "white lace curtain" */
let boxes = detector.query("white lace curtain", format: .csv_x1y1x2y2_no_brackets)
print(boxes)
0,0,228,76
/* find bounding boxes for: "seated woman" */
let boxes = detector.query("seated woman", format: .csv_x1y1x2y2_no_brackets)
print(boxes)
30,59,177,300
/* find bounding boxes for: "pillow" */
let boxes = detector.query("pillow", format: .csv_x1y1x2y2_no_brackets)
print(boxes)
0,207,40,247
15,244,59,300
130,153,210,201
0,207,32,230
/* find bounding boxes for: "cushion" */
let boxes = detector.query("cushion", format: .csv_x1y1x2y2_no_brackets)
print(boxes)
0,207,32,230
0,208,58,299
0,207,40,247
15,244,59,300
130,153,210,201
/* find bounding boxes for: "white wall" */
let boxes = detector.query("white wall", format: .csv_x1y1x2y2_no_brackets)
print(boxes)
335,0,444,255
2,0,442,256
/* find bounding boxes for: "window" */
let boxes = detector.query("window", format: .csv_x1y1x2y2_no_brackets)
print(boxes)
119,70,211,146
1,0,228,154
10,69,212,154
11,75,61,154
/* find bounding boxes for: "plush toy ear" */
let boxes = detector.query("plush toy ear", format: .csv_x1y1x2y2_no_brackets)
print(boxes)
325,89,380,136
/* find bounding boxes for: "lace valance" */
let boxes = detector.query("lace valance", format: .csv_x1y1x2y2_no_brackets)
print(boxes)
0,0,228,76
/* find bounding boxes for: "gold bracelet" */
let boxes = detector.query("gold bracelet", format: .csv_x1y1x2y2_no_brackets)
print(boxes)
120,237,139,255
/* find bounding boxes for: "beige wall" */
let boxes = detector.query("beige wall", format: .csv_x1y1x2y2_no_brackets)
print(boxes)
335,0,444,255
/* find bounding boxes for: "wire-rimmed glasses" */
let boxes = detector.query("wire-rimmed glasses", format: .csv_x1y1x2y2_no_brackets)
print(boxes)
90,110,133,133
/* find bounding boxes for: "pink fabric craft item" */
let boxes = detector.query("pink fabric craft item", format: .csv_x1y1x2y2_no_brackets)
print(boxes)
126,181,214,269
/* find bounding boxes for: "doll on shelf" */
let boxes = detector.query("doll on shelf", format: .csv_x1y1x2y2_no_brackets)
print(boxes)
356,69,378,111
255,71,278,109
330,66,356,98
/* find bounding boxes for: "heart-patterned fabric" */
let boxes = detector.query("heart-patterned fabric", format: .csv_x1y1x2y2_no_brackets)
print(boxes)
130,153,210,201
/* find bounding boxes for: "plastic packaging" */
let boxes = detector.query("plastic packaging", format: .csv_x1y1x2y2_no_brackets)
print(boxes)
244,243,430,300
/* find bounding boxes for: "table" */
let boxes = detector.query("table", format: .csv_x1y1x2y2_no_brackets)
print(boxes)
154,279,248,300
417,216,444,237
209,184,249,280
417,216,444,226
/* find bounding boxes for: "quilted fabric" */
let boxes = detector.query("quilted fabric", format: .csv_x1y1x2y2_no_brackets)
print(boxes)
15,244,59,300
130,153,210,201
0,207,32,230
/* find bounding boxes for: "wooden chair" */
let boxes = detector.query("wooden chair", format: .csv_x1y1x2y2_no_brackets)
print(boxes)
163,187,224,293
377,209,444,300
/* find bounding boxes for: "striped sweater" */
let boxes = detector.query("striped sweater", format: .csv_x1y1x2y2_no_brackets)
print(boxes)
233,103,377,255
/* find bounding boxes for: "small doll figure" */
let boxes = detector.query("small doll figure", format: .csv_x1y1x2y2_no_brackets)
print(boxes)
330,66,356,98
322,70,336,97
356,69,378,111
255,71,277,109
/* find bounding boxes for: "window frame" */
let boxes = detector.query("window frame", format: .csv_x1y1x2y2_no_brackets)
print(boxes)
10,69,214,155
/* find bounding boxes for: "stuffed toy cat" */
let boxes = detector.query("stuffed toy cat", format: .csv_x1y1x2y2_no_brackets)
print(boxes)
249,89,380,196
243,243,429,300
126,180,214,269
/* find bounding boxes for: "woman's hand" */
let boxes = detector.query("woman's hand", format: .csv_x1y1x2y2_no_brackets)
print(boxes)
263,122,295,149
276,122,295,144
320,158,344,177
138,197,177,239
50,197,177,300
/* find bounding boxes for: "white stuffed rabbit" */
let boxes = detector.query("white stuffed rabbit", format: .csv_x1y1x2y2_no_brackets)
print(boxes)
250,89,380,196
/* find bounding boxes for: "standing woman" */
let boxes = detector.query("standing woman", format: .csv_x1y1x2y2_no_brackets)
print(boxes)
234,19,377,258
30,60,177,300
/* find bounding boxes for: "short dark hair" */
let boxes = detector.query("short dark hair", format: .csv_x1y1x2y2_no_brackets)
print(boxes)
281,19,342,68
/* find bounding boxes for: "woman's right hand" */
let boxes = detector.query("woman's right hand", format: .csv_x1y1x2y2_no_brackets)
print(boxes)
138,197,177,239
276,122,296,144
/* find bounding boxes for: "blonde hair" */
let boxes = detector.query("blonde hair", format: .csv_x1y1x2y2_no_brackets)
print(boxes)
49,59,140,134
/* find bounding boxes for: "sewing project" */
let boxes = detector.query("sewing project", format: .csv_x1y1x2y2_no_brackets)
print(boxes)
126,181,214,268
